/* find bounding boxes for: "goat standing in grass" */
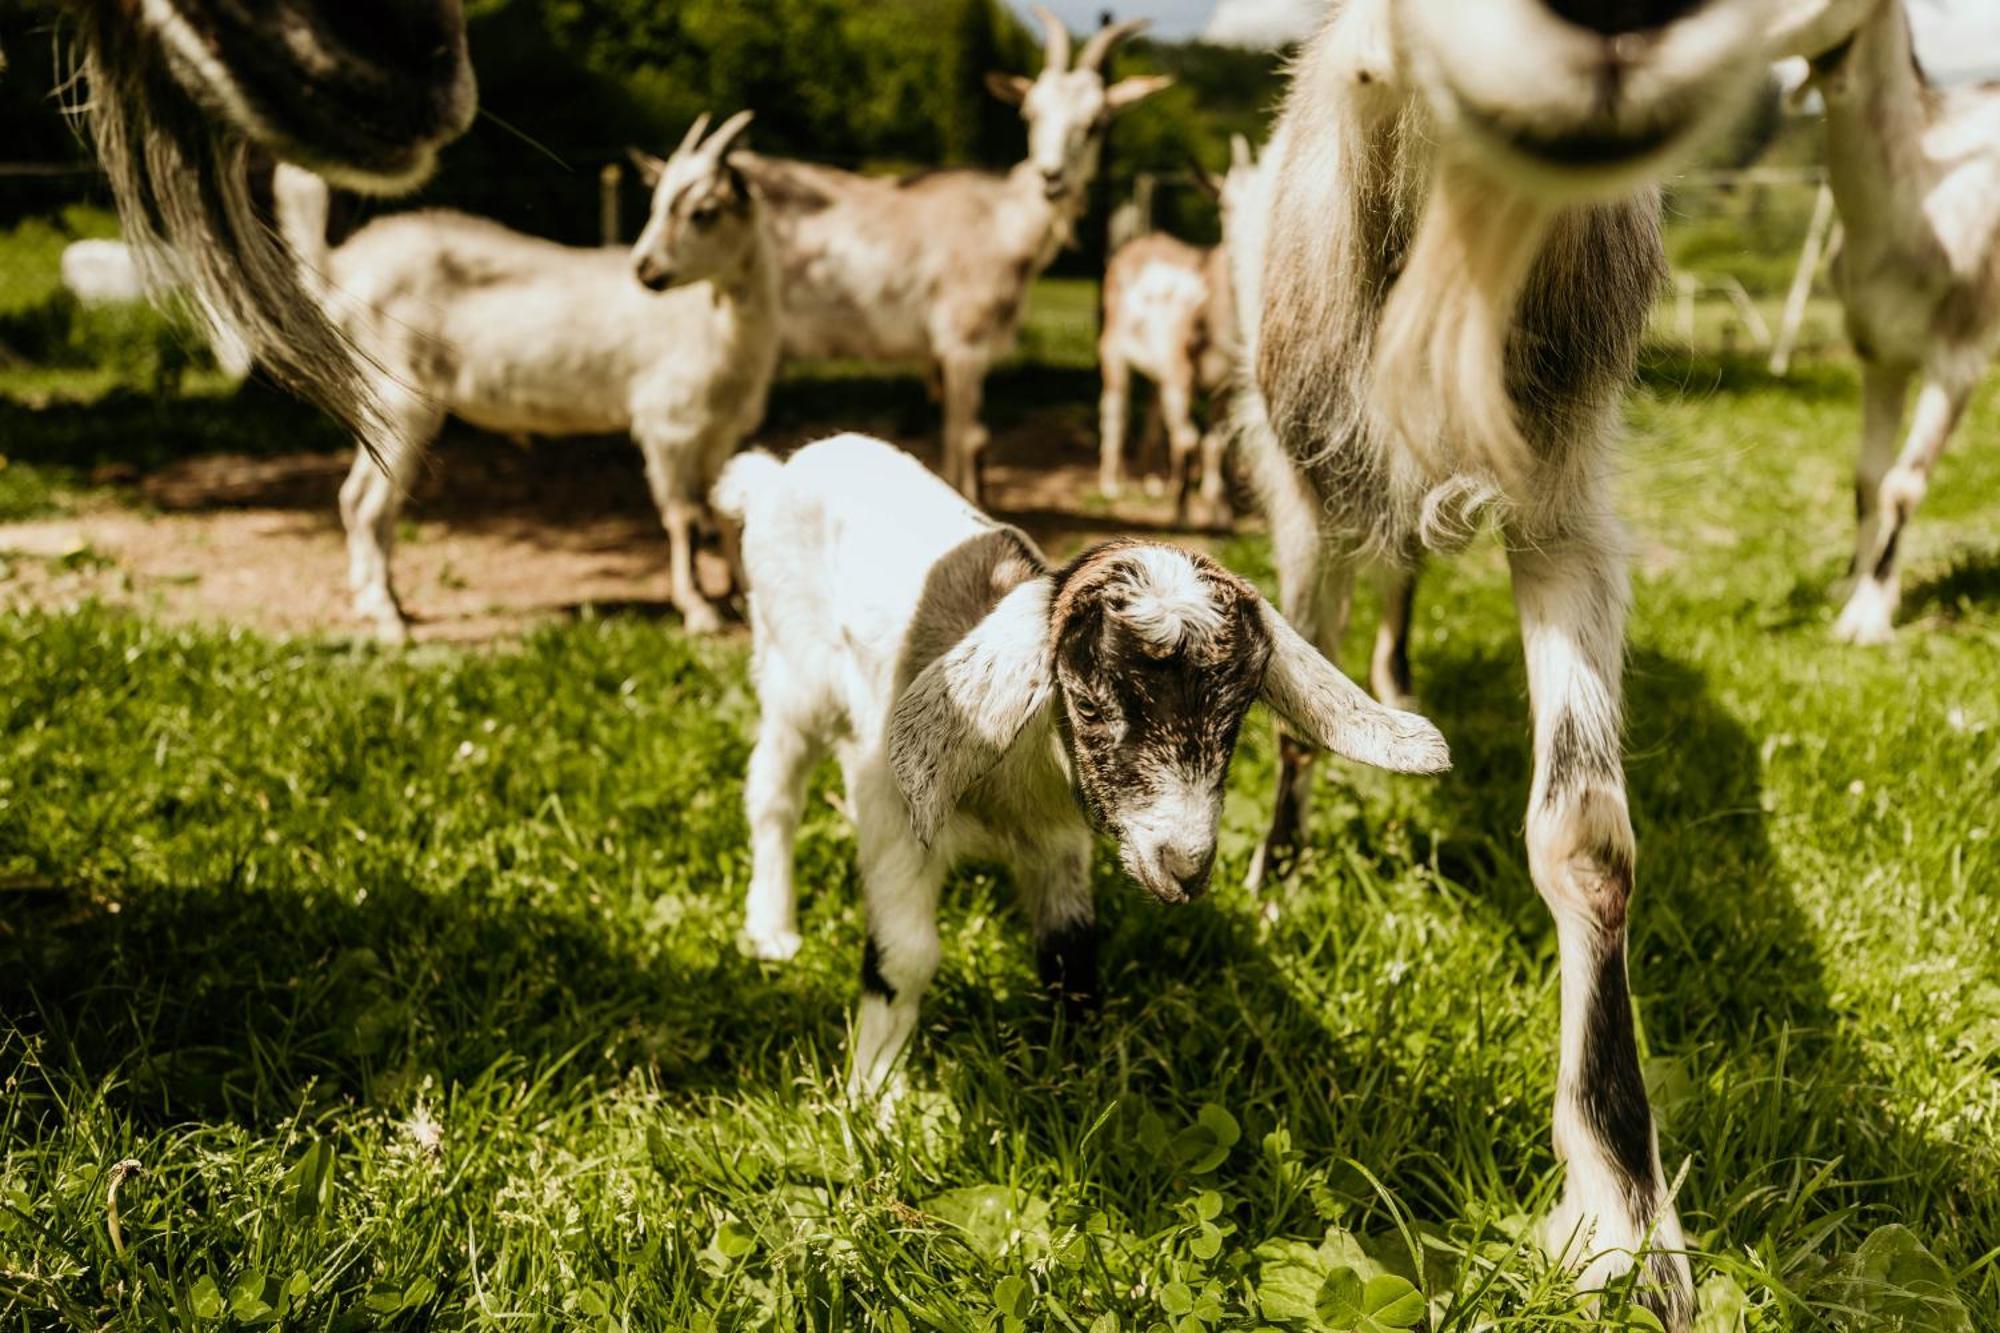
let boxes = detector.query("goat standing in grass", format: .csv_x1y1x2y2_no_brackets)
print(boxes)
1238,0,1781,1323
1095,138,1263,525
712,434,1448,1091
283,113,776,641
732,7,1170,503
1772,0,2000,643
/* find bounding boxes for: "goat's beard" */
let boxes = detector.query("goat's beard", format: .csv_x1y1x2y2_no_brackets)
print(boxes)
1367,155,1556,499
71,8,384,446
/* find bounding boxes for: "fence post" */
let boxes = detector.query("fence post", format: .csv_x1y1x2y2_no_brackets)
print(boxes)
600,163,623,247
1769,180,1836,377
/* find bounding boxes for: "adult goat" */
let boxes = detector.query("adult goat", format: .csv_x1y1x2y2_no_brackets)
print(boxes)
1239,0,1777,1324
1772,0,2000,643
733,7,1170,502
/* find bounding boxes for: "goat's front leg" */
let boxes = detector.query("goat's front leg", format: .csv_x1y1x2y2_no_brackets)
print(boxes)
1160,368,1202,526
637,434,722,635
1509,524,1691,1330
1098,349,1131,498
848,766,946,1101
338,404,434,646
1836,365,1966,645
1248,545,1355,893
1016,835,1097,1016
939,353,992,505
1370,564,1419,710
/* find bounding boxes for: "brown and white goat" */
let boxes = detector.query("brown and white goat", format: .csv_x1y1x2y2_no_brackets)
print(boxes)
1095,138,1261,524
283,113,776,640
732,7,1171,503
1771,0,2000,642
711,433,1447,1093
36,0,477,438
1239,0,1777,1324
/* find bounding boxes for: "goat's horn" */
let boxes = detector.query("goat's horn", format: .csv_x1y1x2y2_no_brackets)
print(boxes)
676,113,713,159
1231,134,1254,171
1079,16,1149,72
1031,4,1072,73
705,110,756,161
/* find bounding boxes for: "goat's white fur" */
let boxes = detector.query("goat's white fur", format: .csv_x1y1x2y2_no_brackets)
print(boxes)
281,113,777,641
1776,0,2000,643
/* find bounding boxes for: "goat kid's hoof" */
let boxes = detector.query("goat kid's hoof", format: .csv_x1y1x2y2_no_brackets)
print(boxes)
743,926,803,963
1546,1206,1694,1332
679,601,725,636
1831,593,1897,646
363,613,410,647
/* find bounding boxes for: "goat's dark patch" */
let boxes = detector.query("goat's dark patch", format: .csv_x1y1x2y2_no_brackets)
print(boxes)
1872,516,1905,582
1579,940,1659,1207
1384,577,1416,700
861,936,896,1003
1545,710,1623,806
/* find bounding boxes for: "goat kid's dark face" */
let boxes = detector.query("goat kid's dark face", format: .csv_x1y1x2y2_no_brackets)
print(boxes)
1051,560,1269,905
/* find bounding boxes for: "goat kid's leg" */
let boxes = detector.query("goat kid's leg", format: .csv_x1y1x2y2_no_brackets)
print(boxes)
1017,836,1098,1017
1370,564,1420,710
742,697,820,962
848,766,945,1103
1191,407,1232,529
1160,371,1202,526
1098,352,1131,498
1510,529,1691,1330
940,354,992,505
338,408,434,646
637,435,723,635
1248,551,1355,893
1836,367,1967,645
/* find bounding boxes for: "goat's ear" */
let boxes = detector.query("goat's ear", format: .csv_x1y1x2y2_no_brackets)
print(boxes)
1254,597,1451,775
1230,134,1255,172
889,578,1056,846
628,149,668,188
986,71,1035,106
1106,74,1174,111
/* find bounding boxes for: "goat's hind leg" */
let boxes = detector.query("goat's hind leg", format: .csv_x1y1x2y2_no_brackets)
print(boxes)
1836,365,1968,644
940,353,992,505
742,685,822,962
1098,350,1131,499
1510,525,1691,1329
1370,563,1420,710
847,763,946,1102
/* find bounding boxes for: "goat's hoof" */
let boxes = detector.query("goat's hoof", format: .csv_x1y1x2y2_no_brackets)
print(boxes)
366,615,410,647
1546,1200,1694,1333
743,926,803,962
679,602,724,636
1831,589,1897,646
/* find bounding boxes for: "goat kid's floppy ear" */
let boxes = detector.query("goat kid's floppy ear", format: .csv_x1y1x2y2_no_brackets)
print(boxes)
1106,75,1175,112
889,578,1056,846
628,149,668,188
1255,598,1451,775
986,71,1036,106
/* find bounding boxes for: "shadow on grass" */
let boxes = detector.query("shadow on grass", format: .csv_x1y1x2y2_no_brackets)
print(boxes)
1903,544,2000,623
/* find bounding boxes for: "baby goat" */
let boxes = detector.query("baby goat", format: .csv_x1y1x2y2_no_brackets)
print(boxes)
712,433,1449,1094
283,112,775,640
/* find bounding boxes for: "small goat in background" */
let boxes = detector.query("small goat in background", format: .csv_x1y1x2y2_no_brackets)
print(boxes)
1095,137,1261,525
733,7,1170,503
712,434,1447,1094
1240,0,1778,1323
1773,0,2000,643
282,113,776,640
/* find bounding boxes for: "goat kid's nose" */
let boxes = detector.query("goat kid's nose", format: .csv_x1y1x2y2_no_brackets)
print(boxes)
1540,0,1705,37
1042,170,1070,200
1160,844,1217,899
634,261,674,292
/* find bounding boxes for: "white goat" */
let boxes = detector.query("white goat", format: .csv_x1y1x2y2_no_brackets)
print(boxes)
1238,0,1779,1324
733,7,1171,502
1771,0,2000,643
283,113,777,641
712,433,1448,1093
1095,138,1261,524
58,238,254,380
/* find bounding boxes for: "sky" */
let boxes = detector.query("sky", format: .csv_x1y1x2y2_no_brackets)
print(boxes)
1011,0,2000,81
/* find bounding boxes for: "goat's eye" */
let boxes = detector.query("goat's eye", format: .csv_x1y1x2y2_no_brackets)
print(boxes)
690,203,721,227
1071,696,1102,724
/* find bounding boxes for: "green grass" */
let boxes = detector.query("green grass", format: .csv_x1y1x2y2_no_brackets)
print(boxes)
1,228,1997,1330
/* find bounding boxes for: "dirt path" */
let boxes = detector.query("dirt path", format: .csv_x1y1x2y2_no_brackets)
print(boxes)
0,416,1244,644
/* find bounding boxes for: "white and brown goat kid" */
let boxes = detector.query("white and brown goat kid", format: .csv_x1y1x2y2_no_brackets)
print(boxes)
1239,0,1780,1324
286,113,777,640
731,7,1171,502
1095,138,1262,525
711,434,1447,1093
1771,0,2000,643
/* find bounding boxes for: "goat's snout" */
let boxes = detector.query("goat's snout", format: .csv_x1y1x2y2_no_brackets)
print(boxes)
1539,0,1707,37
1041,169,1071,201
634,258,676,292
1157,842,1217,901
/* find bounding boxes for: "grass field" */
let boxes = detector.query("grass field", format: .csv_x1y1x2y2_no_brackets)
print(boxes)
0,214,1997,1330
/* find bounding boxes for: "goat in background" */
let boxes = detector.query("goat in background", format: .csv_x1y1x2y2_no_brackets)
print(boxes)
1238,0,1780,1323
1773,0,2000,643
1095,137,1262,526
282,113,775,641
712,433,1447,1092
732,6,1171,503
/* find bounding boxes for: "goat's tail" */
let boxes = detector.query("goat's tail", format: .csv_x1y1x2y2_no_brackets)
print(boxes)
712,449,783,525
271,163,334,292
